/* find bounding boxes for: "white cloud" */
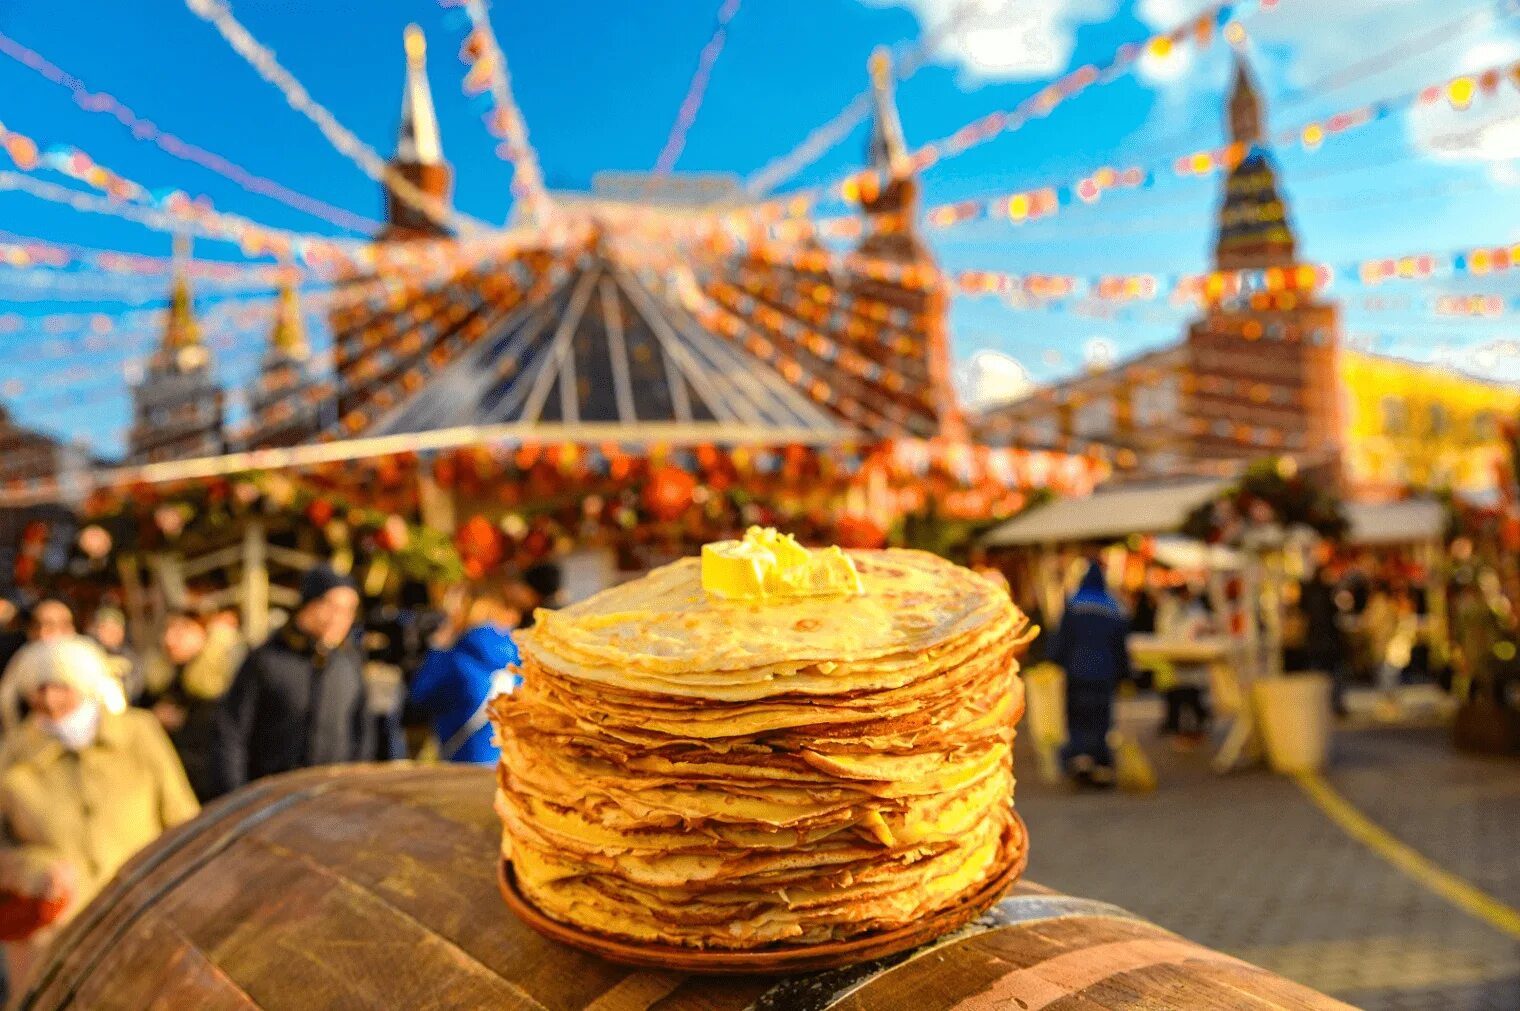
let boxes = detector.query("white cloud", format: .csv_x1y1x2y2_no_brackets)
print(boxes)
956,349,1034,407
1133,0,1209,86
1406,38,1520,174
1449,338,1520,385
1137,0,1441,92
1126,0,1520,178
864,0,1118,83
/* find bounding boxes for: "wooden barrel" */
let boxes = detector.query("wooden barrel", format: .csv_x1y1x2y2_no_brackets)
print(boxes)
23,764,1352,1010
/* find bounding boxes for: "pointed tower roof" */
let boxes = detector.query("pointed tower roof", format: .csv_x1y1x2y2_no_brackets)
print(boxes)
268,275,309,361
866,47,910,177
163,233,200,352
1211,51,1298,273
396,24,443,165
1227,52,1264,147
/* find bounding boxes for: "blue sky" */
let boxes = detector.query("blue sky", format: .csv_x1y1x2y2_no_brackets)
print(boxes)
4,0,1520,455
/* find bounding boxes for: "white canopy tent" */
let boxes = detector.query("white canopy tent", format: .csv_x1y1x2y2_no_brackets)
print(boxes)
1344,498,1445,547
980,478,1229,548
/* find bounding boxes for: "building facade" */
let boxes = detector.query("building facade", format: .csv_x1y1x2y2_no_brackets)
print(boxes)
1339,351,1520,499
126,255,226,465
242,279,323,450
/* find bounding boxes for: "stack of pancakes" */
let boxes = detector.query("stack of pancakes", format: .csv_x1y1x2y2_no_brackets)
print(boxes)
491,548,1030,949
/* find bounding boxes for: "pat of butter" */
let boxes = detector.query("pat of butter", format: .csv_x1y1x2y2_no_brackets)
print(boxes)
700,537,774,599
701,527,863,600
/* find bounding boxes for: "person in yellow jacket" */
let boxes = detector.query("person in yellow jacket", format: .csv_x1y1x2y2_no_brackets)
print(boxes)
0,636,199,992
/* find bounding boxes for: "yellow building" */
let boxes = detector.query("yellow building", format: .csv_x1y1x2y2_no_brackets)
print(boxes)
1339,351,1520,500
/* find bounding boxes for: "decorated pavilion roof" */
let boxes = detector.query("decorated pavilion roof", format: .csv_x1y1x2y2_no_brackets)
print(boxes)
302,220,952,451
361,239,846,442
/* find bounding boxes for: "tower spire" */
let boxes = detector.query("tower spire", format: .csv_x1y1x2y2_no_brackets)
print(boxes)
1228,52,1264,147
1210,51,1297,273
269,272,308,361
866,47,909,178
381,24,453,239
397,24,443,165
163,233,200,352
855,48,924,262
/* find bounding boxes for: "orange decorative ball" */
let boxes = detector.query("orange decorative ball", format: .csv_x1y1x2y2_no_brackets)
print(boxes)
643,467,697,523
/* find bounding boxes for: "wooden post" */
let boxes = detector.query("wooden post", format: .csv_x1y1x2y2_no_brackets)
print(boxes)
1422,538,1449,670
150,553,188,612
418,469,456,535
1264,548,1285,681
242,521,270,644
1038,548,1064,625
1241,551,1262,682
117,555,149,654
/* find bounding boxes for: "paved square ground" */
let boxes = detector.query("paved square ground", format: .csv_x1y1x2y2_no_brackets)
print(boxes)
1013,700,1520,1010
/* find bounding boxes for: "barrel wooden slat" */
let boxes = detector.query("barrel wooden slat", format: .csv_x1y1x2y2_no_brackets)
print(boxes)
27,773,319,1010
68,915,253,1011
179,838,542,1010
245,784,636,1010
22,765,1354,1011
833,912,1348,1011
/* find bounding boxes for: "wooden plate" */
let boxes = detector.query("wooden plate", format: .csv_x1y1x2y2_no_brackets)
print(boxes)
496,811,1028,974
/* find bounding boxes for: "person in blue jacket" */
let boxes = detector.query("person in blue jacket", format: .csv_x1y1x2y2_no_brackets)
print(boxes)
1046,560,1132,788
409,582,522,765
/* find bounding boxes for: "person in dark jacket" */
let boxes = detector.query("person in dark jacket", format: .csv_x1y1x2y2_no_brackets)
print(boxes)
145,610,244,802
1300,566,1349,717
411,581,521,764
209,566,370,797
1046,560,1132,787
516,562,562,630
0,593,28,679
88,606,144,705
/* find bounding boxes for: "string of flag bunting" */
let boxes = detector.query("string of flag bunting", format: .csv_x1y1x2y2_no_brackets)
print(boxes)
182,0,485,235
654,0,742,175
0,29,381,235
439,0,551,223
726,0,1280,232
740,0,992,198
954,238,1520,306
805,53,1520,237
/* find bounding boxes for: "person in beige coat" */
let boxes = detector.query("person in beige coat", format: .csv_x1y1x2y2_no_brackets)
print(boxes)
0,636,199,992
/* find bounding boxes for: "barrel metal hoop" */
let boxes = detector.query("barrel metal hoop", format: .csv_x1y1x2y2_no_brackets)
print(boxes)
746,894,1147,1011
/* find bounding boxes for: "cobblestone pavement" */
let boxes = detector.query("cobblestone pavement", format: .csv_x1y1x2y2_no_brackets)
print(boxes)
1013,698,1520,1010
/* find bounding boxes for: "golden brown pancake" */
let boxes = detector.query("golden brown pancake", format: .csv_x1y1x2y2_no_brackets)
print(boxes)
491,546,1030,950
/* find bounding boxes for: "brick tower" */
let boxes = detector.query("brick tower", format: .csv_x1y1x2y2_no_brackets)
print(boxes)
1183,53,1340,468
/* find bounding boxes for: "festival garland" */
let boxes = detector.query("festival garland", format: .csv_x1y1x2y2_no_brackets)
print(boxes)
0,28,381,234
75,471,465,590
440,0,550,221
183,0,484,235
725,0,1275,231
1181,458,1348,546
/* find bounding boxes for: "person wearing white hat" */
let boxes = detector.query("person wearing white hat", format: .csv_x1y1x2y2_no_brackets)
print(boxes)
0,636,198,991
0,636,126,734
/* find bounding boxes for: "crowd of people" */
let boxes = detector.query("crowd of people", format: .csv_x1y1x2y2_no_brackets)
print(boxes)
1035,555,1520,789
0,559,562,995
